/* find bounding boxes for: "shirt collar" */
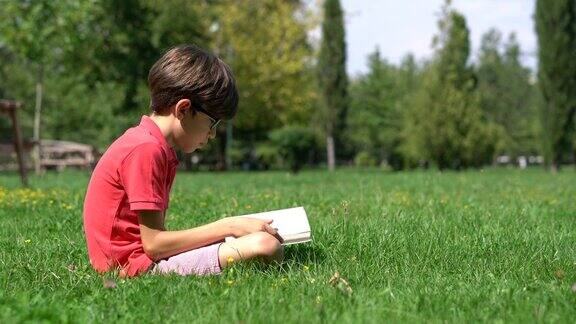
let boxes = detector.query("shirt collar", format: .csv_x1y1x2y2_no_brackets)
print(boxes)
138,115,179,167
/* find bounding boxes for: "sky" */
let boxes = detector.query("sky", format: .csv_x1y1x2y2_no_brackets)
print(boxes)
340,0,536,76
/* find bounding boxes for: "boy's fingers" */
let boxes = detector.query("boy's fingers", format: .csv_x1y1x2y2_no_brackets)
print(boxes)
263,223,277,234
263,224,283,243
274,232,284,244
264,219,273,224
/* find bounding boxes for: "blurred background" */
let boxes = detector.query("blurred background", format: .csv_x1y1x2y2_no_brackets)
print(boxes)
0,0,573,177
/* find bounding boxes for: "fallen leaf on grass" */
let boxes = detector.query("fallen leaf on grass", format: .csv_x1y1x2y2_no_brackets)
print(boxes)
554,269,565,280
571,283,576,293
103,278,117,289
329,271,353,296
67,264,76,272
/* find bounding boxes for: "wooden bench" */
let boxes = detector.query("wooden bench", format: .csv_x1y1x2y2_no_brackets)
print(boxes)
39,140,95,171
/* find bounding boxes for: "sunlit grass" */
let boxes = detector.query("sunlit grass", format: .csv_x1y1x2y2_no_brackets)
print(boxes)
1,168,575,322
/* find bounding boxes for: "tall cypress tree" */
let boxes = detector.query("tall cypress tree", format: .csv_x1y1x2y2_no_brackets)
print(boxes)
318,0,348,171
535,0,576,172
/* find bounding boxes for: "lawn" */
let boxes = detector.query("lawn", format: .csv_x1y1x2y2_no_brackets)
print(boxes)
1,168,575,322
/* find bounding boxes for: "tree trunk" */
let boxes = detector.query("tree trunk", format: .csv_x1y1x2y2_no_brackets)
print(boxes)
225,121,233,169
550,161,559,174
550,151,560,174
9,104,28,186
184,153,192,171
33,64,44,174
327,133,335,171
216,128,227,171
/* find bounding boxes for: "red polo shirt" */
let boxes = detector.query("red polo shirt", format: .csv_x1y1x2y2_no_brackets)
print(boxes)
83,116,179,277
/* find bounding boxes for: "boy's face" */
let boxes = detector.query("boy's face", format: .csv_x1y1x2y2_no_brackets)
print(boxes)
173,99,217,153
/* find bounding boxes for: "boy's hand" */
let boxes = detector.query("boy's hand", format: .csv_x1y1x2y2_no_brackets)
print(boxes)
221,216,279,238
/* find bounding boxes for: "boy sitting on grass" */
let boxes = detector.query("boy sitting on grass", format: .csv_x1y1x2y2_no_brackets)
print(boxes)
83,45,283,277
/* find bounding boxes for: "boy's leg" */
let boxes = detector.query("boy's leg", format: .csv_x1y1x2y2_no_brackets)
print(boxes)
153,243,222,276
218,232,284,268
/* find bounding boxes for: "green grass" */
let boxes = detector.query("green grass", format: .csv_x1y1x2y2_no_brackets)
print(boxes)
1,168,575,322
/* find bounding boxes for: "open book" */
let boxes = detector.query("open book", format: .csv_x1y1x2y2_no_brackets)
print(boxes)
225,206,312,245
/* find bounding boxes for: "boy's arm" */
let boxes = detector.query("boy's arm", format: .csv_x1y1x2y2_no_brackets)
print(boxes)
138,210,278,261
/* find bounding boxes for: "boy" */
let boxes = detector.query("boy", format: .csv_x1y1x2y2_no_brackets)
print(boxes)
83,45,283,277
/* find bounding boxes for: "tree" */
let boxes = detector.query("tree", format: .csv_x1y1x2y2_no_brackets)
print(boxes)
210,0,317,169
54,0,209,148
72,0,157,114
535,0,576,172
318,0,348,171
476,30,540,158
269,125,317,173
0,0,90,173
399,1,498,169
347,50,419,169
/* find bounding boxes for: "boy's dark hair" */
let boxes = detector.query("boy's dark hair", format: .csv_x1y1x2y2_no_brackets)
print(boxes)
148,44,238,120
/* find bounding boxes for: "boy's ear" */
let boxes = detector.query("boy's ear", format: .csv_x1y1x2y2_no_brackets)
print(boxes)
174,99,192,120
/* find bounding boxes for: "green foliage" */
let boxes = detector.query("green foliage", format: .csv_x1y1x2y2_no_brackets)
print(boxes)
254,143,280,170
0,0,319,162
64,0,160,113
0,0,80,64
353,151,377,167
347,51,420,169
535,0,576,171
476,30,541,158
213,0,317,140
0,0,553,171
269,126,317,173
41,79,125,150
400,3,499,169
144,0,208,50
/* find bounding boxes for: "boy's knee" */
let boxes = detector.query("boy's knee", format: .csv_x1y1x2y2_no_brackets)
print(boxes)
252,232,283,257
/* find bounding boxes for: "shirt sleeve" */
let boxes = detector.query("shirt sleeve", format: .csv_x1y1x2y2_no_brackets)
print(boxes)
120,143,168,211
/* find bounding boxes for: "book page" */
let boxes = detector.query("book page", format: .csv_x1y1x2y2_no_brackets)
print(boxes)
237,206,310,236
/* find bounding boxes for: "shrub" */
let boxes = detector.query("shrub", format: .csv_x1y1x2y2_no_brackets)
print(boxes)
269,126,317,173
354,151,377,167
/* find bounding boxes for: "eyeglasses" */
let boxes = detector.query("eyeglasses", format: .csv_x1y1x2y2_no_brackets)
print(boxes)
194,102,221,131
